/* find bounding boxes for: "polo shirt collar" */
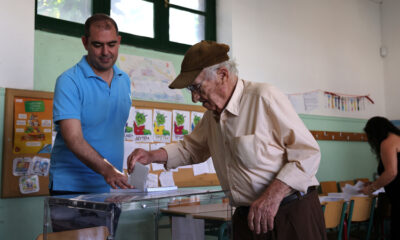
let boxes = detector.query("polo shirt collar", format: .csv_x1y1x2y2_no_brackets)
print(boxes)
78,55,124,79
223,79,244,116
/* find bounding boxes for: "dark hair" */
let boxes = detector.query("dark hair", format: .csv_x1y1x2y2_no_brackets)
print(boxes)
364,116,400,158
84,13,118,38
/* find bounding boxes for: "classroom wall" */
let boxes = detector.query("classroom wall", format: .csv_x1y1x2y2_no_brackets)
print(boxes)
0,1,391,239
0,1,35,90
219,0,384,119
381,0,400,119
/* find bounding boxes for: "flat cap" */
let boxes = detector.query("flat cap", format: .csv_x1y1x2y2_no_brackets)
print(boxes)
169,40,230,89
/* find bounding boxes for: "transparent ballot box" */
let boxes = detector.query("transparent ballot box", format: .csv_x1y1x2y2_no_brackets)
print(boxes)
43,188,231,240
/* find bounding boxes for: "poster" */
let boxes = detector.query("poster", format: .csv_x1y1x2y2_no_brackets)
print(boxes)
133,109,153,142
118,54,185,103
190,111,204,132
153,109,172,143
13,97,53,154
172,110,190,141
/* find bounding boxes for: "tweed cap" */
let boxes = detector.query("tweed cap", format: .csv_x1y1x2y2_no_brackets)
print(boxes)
169,40,230,89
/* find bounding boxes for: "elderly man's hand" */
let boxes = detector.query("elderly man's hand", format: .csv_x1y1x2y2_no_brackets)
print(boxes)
247,179,291,234
127,148,153,174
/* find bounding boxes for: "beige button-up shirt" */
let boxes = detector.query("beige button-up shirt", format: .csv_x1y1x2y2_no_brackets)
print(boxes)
164,79,320,206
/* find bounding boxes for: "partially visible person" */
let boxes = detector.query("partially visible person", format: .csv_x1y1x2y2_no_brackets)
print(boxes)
361,116,400,239
49,13,132,233
128,40,327,240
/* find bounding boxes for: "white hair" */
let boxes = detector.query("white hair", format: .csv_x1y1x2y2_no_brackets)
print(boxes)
203,60,238,83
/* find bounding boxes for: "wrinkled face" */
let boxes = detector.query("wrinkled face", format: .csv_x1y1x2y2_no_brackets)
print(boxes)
82,23,121,73
189,69,227,114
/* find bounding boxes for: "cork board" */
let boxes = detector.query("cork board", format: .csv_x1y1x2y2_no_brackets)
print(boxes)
2,88,53,198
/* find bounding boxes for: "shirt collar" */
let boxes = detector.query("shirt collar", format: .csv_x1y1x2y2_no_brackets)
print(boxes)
223,79,244,116
78,55,124,79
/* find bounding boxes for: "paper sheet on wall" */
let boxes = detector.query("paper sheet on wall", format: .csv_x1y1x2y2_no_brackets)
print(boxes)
118,54,185,103
206,158,216,173
303,91,319,111
147,173,159,188
287,94,305,113
192,161,210,176
159,171,175,187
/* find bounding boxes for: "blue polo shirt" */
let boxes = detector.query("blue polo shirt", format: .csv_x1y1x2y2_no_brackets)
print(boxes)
50,56,131,193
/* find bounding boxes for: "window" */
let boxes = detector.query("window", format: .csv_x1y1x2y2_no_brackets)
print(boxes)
35,0,216,54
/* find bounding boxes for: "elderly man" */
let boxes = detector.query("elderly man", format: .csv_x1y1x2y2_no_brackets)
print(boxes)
128,40,326,239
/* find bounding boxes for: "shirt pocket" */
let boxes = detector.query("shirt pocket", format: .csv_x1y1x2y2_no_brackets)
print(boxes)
233,134,260,169
233,134,284,170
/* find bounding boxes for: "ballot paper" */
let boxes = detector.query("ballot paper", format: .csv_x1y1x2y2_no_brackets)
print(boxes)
128,162,149,191
111,163,177,193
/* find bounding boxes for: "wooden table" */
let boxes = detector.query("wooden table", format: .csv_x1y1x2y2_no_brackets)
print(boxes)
159,203,232,240
160,203,231,216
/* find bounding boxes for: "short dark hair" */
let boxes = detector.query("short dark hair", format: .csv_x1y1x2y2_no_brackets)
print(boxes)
84,13,119,38
364,116,400,158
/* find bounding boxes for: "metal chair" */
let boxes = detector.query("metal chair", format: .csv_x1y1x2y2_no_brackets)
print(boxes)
320,181,339,194
322,199,348,240
347,196,377,240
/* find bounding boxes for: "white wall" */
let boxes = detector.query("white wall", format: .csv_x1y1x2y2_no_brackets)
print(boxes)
218,0,385,118
0,1,35,89
381,0,400,119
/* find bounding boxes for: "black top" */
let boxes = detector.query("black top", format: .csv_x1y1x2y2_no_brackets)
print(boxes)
378,152,400,199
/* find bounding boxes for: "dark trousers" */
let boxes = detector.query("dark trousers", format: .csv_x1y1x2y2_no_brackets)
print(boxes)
232,190,327,240
49,189,121,235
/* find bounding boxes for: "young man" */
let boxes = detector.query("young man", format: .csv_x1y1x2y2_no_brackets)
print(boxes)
50,14,132,233
50,13,132,195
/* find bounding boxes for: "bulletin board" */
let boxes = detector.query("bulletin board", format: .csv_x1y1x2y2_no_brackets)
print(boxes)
2,88,53,198
131,100,220,187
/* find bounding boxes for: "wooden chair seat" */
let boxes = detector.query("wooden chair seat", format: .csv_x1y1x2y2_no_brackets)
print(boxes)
320,181,339,194
36,226,109,240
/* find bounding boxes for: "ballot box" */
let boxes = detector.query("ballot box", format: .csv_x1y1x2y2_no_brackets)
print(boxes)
42,188,228,240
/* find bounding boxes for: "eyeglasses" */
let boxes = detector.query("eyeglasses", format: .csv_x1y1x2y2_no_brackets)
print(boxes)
187,79,205,93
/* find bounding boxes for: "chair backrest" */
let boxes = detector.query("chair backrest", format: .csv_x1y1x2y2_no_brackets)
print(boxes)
338,180,355,192
348,196,374,222
354,178,369,183
320,181,339,194
322,200,347,229
347,196,377,240
36,226,109,240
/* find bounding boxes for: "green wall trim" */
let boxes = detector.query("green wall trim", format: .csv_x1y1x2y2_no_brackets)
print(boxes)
299,113,368,123
299,114,368,133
